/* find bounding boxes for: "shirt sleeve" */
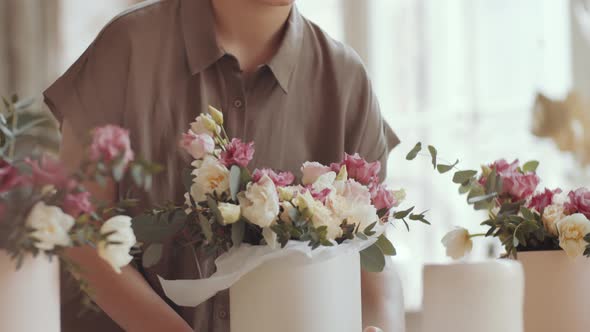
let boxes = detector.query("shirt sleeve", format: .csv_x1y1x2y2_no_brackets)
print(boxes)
44,19,131,140
347,63,400,181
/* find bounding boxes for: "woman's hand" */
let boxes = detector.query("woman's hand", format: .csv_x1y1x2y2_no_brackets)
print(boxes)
364,327,383,332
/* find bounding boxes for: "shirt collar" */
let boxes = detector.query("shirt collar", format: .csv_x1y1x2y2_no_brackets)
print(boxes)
181,0,304,94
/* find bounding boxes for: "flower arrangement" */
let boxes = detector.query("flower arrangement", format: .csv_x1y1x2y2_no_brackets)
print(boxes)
406,142,590,259
0,96,159,295
132,106,429,272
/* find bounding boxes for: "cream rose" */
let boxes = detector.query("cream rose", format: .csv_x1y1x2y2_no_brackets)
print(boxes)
542,204,566,236
218,202,241,225
191,156,230,202
238,175,280,228
190,114,220,137
556,213,590,258
441,227,473,260
26,201,74,251
98,215,136,273
327,180,379,233
301,162,331,185
277,185,303,201
296,191,342,240
312,171,337,192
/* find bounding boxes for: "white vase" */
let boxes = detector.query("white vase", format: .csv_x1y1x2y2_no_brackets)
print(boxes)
0,250,61,332
421,260,524,332
229,249,362,332
518,250,590,332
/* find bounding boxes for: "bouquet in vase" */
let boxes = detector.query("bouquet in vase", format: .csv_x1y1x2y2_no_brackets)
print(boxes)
131,106,429,331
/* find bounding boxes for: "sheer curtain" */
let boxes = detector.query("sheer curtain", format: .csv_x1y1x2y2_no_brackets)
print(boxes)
298,0,573,311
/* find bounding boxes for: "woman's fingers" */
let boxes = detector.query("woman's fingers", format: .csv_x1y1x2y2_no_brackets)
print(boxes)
363,327,383,332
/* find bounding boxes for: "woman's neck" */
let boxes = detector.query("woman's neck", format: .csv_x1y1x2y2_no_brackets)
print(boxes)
211,0,293,73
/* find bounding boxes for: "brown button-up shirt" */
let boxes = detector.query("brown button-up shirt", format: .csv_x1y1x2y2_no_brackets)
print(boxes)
44,0,399,331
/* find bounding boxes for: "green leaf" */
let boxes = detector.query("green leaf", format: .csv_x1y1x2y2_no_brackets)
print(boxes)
453,170,478,184
485,169,497,194
405,142,422,160
198,213,213,242
375,234,396,256
428,145,437,169
131,211,185,243
112,158,126,182
360,243,386,272
467,192,497,204
513,235,520,248
409,213,431,225
182,168,193,193
131,165,143,187
363,221,378,236
356,233,368,240
522,160,539,173
229,165,241,201
394,206,415,219
402,219,410,232
142,243,164,268
458,183,472,194
584,233,590,243
437,159,459,174
207,196,224,225
520,207,535,221
231,220,245,247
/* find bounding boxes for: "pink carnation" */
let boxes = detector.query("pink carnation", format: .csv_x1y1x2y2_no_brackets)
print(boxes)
565,188,590,219
220,138,255,168
252,169,295,187
63,191,94,217
528,188,562,213
370,184,399,211
26,155,69,188
301,162,332,185
503,173,540,202
0,159,27,192
180,131,215,159
89,125,134,167
306,187,332,204
331,153,380,185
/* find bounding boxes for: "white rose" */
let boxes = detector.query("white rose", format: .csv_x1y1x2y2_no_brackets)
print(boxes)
301,161,331,185
26,202,74,251
238,175,280,228
191,156,230,202
190,114,220,137
312,171,337,193
296,191,342,240
262,227,279,249
98,216,136,273
326,193,380,235
441,227,473,260
542,204,566,236
218,202,241,225
556,213,590,258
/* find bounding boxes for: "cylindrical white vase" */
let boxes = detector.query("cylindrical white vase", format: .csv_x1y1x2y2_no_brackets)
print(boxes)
0,251,61,332
519,250,590,332
422,260,524,332
230,250,362,332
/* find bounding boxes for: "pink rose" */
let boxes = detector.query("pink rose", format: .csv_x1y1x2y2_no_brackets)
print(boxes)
565,188,590,218
252,169,295,187
89,125,135,167
26,155,69,188
528,188,562,213
301,162,332,185
331,153,381,185
370,184,400,211
180,131,215,159
502,173,540,202
0,159,27,192
220,138,255,168
479,159,520,186
63,191,94,217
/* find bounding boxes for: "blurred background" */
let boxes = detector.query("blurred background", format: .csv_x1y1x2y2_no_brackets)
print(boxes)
1,0,589,328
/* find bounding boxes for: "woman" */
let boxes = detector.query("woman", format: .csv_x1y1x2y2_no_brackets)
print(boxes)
46,0,402,331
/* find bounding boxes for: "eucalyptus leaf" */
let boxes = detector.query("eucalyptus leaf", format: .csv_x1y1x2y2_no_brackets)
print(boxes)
142,243,164,268
363,221,377,236
229,165,241,201
207,197,224,225
198,213,213,242
405,142,422,160
522,160,539,173
393,206,415,219
437,159,459,174
356,233,368,240
467,192,498,204
231,220,246,247
428,145,437,169
131,211,186,243
375,234,396,256
453,170,478,184
360,243,386,272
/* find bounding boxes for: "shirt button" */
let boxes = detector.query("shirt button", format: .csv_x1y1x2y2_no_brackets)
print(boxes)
233,98,243,109
218,309,228,320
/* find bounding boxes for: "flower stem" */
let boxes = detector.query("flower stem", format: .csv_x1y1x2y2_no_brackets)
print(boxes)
469,233,486,238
